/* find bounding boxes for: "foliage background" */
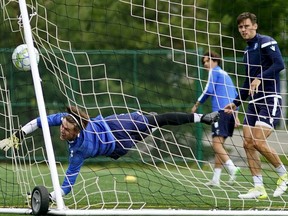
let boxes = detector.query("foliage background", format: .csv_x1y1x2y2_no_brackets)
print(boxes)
0,0,287,159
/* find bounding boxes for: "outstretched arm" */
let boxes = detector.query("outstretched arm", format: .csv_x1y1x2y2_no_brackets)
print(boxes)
0,113,66,152
49,154,84,201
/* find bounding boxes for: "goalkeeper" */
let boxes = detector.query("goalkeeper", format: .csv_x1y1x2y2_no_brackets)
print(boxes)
0,106,219,200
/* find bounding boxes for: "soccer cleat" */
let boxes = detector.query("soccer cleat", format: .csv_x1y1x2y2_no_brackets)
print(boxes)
273,173,288,197
205,180,220,187
200,111,220,125
228,167,241,185
238,186,268,199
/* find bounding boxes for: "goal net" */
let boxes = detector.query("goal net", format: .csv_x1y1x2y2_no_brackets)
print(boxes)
0,0,288,215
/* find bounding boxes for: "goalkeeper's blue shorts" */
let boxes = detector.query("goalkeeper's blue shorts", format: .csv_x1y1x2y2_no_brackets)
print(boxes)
105,111,149,159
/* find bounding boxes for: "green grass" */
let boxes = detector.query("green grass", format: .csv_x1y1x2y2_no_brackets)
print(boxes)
0,161,288,215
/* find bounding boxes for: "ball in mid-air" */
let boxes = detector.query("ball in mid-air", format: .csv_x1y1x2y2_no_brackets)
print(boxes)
12,44,40,71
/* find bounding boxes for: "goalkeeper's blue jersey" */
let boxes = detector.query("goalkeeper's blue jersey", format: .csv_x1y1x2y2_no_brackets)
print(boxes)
36,112,116,195
197,66,238,111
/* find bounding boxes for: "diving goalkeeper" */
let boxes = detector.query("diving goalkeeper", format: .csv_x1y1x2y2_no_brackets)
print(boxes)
0,106,219,201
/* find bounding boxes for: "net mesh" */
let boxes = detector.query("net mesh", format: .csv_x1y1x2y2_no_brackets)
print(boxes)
0,0,287,213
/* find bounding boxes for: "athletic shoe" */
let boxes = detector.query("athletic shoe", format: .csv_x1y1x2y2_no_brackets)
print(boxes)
200,111,220,125
238,186,267,199
205,180,220,187
273,173,288,197
228,167,241,185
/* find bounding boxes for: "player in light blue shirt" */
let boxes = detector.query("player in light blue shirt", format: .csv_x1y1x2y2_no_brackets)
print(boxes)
192,51,240,186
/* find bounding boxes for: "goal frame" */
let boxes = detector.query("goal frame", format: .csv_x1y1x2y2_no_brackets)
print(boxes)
18,0,64,211
1,1,288,215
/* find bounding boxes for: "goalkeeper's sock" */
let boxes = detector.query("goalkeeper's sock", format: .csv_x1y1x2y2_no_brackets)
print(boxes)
193,113,202,123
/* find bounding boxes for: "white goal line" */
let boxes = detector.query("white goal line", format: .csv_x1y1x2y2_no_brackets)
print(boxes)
3,208,287,216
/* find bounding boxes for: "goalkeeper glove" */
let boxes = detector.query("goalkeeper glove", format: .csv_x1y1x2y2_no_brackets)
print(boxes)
0,130,25,151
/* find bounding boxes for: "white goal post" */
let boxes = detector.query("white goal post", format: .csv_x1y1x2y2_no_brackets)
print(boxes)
18,0,65,210
0,0,287,215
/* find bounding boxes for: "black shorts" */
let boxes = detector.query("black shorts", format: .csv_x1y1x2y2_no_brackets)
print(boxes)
243,96,282,128
211,110,235,138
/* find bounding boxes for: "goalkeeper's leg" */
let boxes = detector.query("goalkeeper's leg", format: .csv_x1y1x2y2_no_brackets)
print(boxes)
145,111,219,127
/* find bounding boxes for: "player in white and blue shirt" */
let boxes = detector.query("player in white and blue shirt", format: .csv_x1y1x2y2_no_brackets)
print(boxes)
192,51,239,186
196,53,239,139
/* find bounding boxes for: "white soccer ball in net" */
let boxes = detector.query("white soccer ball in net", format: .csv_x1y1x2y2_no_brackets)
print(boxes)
12,44,40,71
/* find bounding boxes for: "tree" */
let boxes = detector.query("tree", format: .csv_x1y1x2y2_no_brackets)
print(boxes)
208,0,288,55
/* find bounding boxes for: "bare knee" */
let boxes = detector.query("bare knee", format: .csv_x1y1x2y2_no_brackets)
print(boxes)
243,138,254,150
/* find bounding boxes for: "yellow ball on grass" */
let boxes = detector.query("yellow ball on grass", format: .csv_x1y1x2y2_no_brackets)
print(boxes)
124,175,137,183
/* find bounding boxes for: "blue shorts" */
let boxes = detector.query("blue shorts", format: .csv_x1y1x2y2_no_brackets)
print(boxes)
243,96,282,128
211,110,235,138
104,112,149,159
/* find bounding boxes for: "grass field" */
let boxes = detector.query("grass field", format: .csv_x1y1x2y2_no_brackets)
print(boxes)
1,159,288,215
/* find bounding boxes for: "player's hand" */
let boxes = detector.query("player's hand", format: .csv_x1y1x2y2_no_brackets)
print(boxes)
249,78,261,96
0,133,20,151
224,103,237,114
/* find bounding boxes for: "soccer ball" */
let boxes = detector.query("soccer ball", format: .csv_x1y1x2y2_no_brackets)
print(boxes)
12,44,40,71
